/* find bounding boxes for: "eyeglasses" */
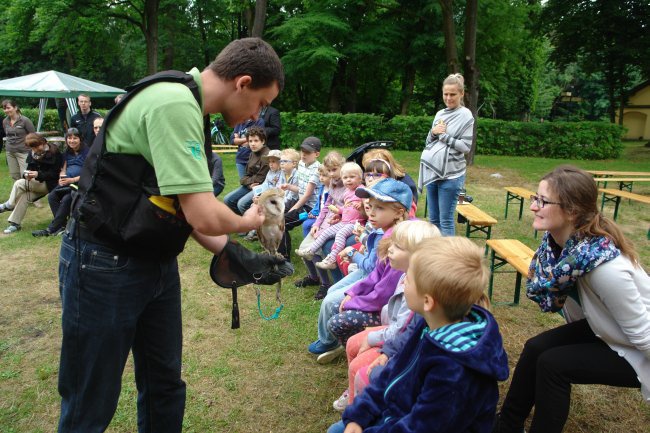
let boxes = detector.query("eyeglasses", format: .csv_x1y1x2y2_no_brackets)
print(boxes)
530,194,562,208
280,159,295,164
364,173,386,179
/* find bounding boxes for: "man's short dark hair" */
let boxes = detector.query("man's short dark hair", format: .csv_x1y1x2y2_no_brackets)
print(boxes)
246,126,266,142
207,38,284,91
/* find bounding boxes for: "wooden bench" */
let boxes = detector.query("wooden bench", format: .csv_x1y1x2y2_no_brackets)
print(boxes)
592,177,650,193
599,188,650,239
486,239,535,306
212,144,238,154
586,170,650,177
456,203,498,253
504,186,535,220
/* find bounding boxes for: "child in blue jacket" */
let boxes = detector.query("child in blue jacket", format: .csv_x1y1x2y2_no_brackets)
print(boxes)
328,236,509,433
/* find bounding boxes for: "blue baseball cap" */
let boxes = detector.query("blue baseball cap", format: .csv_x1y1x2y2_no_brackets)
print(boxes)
355,178,412,211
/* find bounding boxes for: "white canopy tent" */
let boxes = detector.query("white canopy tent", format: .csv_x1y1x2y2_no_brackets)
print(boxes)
0,70,125,131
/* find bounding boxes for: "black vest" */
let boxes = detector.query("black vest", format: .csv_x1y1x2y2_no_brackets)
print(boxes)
74,70,212,258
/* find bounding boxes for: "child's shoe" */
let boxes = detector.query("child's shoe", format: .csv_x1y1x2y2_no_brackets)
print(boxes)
332,389,350,412
3,223,21,234
314,285,329,300
294,275,320,288
244,230,258,241
315,256,337,269
317,345,345,364
0,202,13,213
295,248,314,260
347,263,358,273
308,339,340,355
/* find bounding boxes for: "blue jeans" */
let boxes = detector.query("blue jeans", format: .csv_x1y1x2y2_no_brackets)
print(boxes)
426,174,465,236
223,186,253,216
236,162,246,179
58,232,185,432
317,269,367,345
328,420,346,433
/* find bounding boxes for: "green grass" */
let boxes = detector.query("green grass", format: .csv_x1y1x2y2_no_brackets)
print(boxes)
0,141,648,432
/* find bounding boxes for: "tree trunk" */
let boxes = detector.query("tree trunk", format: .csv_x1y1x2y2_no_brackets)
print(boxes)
463,0,479,165
144,0,160,74
197,4,211,66
439,0,459,74
345,62,358,113
328,59,347,112
251,0,267,38
400,64,416,115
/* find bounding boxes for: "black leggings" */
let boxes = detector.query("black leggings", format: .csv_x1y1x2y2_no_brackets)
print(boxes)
498,319,640,433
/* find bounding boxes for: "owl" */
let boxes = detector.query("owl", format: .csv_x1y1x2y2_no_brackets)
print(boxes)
257,188,286,259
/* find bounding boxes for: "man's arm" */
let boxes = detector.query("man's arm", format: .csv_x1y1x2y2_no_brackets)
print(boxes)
179,191,263,236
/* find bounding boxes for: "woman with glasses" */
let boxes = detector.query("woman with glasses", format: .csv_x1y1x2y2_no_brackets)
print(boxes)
32,128,89,237
0,133,62,234
418,74,474,235
494,165,650,433
2,99,36,181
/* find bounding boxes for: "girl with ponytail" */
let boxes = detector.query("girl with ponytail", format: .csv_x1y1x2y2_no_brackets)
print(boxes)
495,165,650,433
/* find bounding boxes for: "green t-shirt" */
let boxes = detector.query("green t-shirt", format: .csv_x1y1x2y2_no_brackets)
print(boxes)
106,67,213,196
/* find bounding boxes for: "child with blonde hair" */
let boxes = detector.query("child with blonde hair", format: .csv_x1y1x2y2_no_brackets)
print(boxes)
296,162,364,270
331,220,441,412
329,236,509,433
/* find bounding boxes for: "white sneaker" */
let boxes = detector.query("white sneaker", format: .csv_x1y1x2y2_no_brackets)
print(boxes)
295,248,314,260
317,345,345,364
332,389,350,412
315,256,337,269
3,224,21,234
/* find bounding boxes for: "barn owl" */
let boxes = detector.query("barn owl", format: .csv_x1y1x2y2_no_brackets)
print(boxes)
257,188,285,258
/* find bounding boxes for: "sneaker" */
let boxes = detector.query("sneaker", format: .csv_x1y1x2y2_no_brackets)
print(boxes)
52,227,65,236
3,223,21,234
315,256,337,270
314,285,329,300
294,248,314,260
243,230,258,241
294,275,320,288
332,389,350,412
347,263,358,273
308,339,340,355
0,202,13,213
317,345,345,364
32,229,51,237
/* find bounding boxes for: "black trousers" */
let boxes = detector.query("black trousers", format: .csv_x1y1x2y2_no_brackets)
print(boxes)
277,205,311,260
498,319,640,433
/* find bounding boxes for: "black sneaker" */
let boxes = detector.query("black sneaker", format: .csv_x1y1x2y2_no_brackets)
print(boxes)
294,275,320,288
32,229,51,237
314,285,329,300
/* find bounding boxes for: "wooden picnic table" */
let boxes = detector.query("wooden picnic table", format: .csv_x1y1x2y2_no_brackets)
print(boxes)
599,188,650,239
486,239,535,306
503,186,536,220
586,170,650,177
592,177,650,192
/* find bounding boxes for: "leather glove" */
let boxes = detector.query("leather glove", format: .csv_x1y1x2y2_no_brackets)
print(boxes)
210,239,294,289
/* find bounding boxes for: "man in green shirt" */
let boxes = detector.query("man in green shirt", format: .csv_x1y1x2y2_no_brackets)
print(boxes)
58,38,284,432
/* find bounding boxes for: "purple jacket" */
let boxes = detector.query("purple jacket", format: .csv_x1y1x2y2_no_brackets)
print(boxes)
344,259,404,312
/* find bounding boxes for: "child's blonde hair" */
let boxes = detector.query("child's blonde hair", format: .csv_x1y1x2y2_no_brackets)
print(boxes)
391,220,440,252
281,148,300,163
362,149,406,178
410,237,488,321
322,151,345,169
340,161,363,177
318,165,330,176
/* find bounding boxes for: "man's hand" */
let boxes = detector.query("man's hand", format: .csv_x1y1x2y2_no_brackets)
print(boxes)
240,204,265,233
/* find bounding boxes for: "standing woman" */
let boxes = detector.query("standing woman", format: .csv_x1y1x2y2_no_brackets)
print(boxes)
418,74,474,236
2,99,36,181
494,165,650,433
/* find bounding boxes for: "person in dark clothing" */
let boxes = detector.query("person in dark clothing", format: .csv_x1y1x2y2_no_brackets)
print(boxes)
70,94,101,145
261,105,281,150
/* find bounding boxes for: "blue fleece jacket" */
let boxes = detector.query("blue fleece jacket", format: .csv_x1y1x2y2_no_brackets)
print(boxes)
342,305,509,433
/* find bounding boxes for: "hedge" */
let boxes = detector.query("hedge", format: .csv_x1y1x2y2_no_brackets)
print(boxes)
22,109,624,160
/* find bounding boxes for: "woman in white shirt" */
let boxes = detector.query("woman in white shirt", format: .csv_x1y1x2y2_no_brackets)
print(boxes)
494,165,650,433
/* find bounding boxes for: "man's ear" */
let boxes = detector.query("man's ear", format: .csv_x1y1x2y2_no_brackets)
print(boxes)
235,75,253,90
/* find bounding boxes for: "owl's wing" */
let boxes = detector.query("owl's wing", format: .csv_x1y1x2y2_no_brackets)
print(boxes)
258,227,268,248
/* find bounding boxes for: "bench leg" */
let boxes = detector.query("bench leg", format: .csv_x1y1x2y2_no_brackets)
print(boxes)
488,248,496,301
513,273,522,305
518,196,524,220
504,192,510,219
484,226,492,257
613,196,621,221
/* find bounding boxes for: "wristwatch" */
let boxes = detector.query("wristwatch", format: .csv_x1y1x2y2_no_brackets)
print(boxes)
347,248,357,258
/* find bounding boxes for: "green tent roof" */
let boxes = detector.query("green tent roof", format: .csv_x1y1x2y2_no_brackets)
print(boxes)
0,70,125,98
